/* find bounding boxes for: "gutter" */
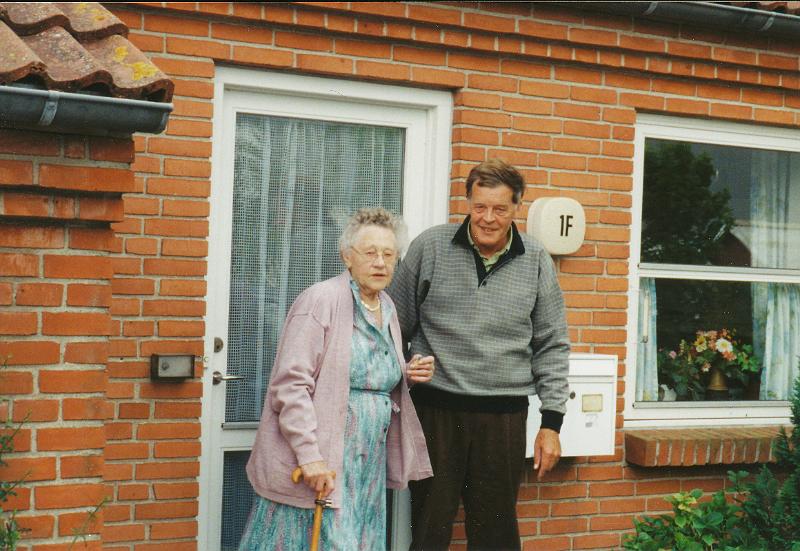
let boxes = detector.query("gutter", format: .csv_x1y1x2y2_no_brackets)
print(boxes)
0,84,173,136
558,2,800,40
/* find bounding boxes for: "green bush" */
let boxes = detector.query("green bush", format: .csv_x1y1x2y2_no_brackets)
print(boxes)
626,367,800,550
738,373,800,550
622,471,760,551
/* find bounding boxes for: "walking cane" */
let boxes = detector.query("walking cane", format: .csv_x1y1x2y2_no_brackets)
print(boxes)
291,466,335,551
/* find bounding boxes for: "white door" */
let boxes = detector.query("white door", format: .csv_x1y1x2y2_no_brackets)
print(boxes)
201,68,451,550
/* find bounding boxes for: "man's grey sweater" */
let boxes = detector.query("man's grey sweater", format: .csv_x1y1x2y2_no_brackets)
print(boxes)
388,220,570,416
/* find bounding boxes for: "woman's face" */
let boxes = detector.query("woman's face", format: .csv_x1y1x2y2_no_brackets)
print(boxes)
342,225,398,296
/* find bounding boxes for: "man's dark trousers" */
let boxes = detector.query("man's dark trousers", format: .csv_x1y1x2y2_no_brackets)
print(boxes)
409,402,528,551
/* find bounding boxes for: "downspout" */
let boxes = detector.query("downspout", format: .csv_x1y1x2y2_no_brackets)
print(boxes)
560,2,800,39
0,83,173,136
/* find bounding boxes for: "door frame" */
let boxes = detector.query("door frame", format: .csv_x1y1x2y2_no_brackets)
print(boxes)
200,66,452,550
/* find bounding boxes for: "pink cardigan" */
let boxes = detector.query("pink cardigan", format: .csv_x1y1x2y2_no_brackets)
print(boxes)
245,271,432,509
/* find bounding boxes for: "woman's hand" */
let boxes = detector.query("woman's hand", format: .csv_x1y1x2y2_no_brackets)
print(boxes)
407,354,435,384
299,461,336,497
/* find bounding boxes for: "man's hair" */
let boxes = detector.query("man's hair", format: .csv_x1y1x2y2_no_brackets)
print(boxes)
338,207,408,254
465,159,525,204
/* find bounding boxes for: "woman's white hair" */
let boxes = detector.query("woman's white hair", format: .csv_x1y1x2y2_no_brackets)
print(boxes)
338,207,408,255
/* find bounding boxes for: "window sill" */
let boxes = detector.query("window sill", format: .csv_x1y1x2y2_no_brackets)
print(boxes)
625,426,789,467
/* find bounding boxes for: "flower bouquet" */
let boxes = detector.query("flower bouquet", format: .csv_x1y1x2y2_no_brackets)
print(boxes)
658,329,761,401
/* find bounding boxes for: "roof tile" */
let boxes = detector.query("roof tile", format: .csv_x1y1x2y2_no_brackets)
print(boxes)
0,2,172,102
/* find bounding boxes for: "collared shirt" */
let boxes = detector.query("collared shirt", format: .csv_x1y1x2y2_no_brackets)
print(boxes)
453,216,526,284
466,224,513,271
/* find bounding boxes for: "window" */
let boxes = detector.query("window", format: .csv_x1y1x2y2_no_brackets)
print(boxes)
626,115,800,426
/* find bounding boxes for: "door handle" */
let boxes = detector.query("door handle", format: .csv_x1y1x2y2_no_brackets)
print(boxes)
212,371,245,385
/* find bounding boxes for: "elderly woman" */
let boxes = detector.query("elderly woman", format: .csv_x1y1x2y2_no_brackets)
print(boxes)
239,208,434,550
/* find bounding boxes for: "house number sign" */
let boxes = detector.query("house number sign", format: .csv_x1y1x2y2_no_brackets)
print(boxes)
527,197,586,255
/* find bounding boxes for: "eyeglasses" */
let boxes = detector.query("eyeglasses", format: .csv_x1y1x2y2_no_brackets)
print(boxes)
351,247,397,264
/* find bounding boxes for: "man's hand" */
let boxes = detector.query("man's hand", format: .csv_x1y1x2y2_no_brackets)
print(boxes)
532,428,561,481
407,354,435,384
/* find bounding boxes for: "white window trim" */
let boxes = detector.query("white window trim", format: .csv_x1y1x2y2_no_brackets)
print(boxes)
624,114,798,428
199,66,452,550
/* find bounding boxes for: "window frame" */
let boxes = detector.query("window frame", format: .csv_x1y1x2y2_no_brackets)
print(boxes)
624,114,800,428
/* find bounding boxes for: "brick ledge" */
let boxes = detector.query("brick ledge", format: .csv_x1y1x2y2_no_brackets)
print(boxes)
625,426,789,467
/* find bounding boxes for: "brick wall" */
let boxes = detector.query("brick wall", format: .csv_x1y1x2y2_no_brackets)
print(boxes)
0,131,134,549
2,1,799,549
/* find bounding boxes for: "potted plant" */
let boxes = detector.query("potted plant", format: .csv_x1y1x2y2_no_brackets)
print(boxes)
658,329,761,401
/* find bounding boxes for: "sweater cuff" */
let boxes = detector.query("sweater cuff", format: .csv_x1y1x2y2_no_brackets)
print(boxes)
540,410,564,433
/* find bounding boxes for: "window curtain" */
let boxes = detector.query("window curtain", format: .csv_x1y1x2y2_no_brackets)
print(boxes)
751,151,800,400
636,277,660,401
226,114,403,422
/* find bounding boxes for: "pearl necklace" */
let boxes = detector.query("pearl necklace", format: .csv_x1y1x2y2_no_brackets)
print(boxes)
360,299,381,312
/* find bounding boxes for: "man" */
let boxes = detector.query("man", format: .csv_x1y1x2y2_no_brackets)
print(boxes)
388,159,570,551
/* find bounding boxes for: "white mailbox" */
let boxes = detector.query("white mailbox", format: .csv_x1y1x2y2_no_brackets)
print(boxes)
526,353,617,458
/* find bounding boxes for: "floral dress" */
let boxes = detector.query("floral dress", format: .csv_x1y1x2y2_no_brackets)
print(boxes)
238,280,402,550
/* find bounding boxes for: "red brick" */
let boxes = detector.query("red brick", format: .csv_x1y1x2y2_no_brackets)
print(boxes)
35,483,109,509
503,97,552,115
412,67,465,87
0,369,32,394
0,253,38,276
500,59,550,78
119,402,151,419
0,456,56,482
153,482,199,500
540,517,588,535
166,119,214,138
39,369,105,393
14,514,55,539
64,342,108,364
0,159,33,185
355,60,410,81
63,397,111,421
12,399,59,422
3,193,49,217
158,320,205,337
38,427,105,451
154,402,201,419
42,312,112,336
150,520,197,540
145,176,209,197
0,312,36,335
296,53,354,75
143,259,207,277
44,255,112,279
160,280,207,297
135,501,198,520
102,523,146,543
154,443,199,460
14,283,61,307
66,283,111,308
0,283,10,305
0,129,60,155
117,483,150,500
518,19,568,40
125,237,158,256
0,340,60,365
136,460,200,479
61,454,103,478
38,165,134,193
137,422,201,440
139,382,203,399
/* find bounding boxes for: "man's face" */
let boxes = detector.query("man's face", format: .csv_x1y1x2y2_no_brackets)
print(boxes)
468,183,519,256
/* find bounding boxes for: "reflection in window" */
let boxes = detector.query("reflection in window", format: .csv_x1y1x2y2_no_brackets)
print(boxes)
642,139,800,270
637,139,800,403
